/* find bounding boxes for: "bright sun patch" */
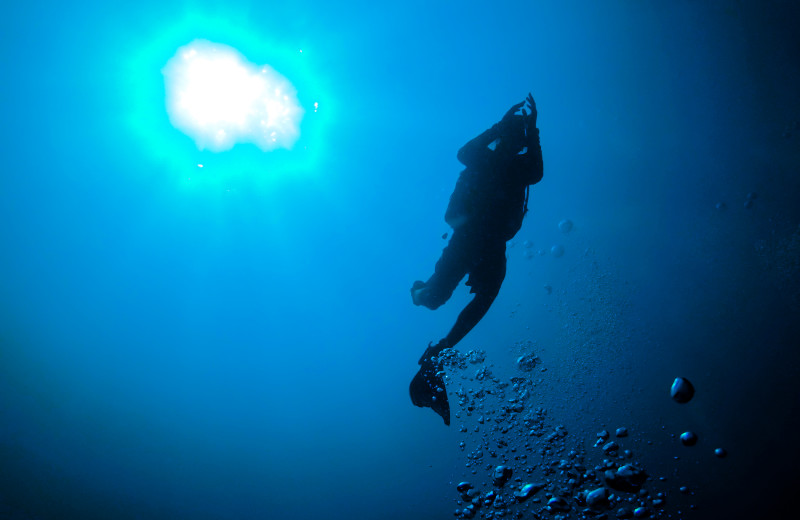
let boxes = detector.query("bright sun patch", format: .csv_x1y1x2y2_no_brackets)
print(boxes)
162,39,303,152
125,12,332,185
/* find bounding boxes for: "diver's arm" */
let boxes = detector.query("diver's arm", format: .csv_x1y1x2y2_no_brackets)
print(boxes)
456,101,525,167
444,173,471,229
520,126,544,185
456,125,501,168
520,93,543,185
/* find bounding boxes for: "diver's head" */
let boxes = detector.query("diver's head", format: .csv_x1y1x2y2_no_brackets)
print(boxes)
496,115,526,154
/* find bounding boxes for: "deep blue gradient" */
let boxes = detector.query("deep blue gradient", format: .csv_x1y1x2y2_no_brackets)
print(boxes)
2,1,799,519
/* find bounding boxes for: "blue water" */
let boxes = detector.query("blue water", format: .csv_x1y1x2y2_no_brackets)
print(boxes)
2,1,799,519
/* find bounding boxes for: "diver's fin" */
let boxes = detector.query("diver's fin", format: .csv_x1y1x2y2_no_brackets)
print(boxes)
409,350,450,426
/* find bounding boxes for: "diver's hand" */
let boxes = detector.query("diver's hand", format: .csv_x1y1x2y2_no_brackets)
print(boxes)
501,101,526,123
522,92,538,128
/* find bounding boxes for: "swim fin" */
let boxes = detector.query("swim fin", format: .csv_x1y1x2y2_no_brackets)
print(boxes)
409,344,450,426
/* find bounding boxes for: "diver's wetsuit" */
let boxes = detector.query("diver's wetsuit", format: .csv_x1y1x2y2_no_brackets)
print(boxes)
414,121,544,351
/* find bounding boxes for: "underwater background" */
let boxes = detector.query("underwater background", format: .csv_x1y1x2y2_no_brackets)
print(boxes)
2,0,799,518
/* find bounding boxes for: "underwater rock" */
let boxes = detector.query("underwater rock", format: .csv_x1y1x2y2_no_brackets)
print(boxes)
680,431,698,446
670,377,695,403
551,244,565,257
714,448,727,458
457,482,473,493
615,427,628,438
558,219,573,233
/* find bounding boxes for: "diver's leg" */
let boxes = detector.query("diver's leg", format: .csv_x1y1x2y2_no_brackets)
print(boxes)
409,232,478,425
410,261,503,425
441,245,507,349
411,232,472,310
441,286,500,348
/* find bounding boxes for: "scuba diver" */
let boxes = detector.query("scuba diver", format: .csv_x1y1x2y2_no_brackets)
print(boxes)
409,93,544,425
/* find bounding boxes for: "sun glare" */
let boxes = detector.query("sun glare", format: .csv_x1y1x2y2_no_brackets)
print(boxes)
162,40,304,152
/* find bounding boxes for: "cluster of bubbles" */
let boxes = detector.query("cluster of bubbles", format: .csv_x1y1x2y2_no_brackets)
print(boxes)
514,219,573,260
670,377,726,456
435,346,727,519
715,192,758,211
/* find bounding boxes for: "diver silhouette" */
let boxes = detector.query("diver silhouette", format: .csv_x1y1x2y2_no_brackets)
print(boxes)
409,93,544,425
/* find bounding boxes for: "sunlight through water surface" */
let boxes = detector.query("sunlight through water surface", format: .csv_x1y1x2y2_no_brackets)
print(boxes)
162,39,304,152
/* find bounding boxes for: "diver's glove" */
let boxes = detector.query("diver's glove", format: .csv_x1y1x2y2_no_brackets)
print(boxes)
496,99,527,141
501,100,526,123
523,92,538,128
